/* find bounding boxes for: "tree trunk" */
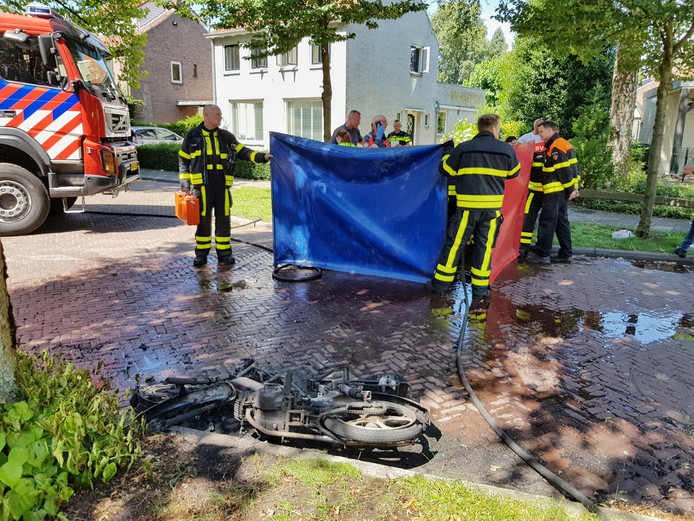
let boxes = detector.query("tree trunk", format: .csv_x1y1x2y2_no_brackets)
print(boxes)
608,45,638,179
0,240,18,403
637,42,673,238
321,42,332,142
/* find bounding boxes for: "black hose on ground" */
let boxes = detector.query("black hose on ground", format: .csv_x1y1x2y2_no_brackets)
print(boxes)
454,279,611,521
84,210,321,280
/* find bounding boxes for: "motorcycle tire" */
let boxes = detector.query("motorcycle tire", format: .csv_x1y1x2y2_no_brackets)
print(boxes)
321,401,424,444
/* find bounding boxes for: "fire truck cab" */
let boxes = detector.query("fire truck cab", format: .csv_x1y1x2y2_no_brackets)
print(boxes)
0,4,139,235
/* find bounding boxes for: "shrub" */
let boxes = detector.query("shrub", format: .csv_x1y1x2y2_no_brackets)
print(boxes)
162,114,203,138
136,144,271,179
441,118,476,144
1,352,143,520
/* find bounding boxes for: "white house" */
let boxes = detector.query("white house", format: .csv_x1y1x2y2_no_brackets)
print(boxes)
206,9,485,148
636,79,694,175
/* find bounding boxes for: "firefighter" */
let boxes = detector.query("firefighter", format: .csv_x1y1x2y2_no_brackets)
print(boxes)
526,120,579,264
518,139,547,262
179,104,272,267
425,114,520,316
387,119,412,146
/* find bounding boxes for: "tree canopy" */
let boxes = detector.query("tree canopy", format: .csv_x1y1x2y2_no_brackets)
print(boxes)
174,0,426,140
497,0,694,235
430,0,488,84
2,0,148,89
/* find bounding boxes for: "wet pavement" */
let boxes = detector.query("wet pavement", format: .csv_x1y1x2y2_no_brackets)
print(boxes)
4,178,694,519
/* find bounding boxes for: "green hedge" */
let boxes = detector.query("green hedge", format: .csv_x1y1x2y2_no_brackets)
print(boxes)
136,143,271,179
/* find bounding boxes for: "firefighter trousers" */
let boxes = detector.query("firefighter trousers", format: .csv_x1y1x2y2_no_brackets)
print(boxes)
520,189,543,255
535,192,572,258
431,209,502,298
192,178,233,258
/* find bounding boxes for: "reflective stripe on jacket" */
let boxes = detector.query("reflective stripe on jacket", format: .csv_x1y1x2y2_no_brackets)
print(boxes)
178,124,267,189
542,134,580,196
440,130,520,211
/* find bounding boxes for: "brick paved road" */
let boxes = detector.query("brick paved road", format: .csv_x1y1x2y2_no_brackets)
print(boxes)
4,180,693,517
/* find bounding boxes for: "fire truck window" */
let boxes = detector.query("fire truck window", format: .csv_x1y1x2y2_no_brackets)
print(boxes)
0,37,51,86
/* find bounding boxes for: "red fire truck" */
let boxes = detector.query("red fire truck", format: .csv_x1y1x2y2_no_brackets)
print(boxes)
0,4,139,235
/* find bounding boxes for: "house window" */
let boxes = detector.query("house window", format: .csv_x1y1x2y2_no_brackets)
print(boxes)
230,101,263,141
277,47,298,67
311,44,329,65
224,44,240,71
424,113,430,127
251,48,267,69
286,100,323,141
410,45,429,74
171,61,182,84
437,111,447,134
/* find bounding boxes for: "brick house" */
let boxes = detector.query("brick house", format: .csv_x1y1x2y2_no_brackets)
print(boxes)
121,2,213,124
206,10,485,148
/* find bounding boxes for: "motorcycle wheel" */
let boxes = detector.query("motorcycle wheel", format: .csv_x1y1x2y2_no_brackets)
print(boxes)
321,401,423,444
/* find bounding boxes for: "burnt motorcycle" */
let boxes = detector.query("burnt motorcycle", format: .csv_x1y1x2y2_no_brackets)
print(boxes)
130,359,430,448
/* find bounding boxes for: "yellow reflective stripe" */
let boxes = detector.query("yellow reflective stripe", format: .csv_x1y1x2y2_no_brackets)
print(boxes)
441,154,456,176
562,179,576,188
543,183,564,194
445,210,470,269
191,173,204,184
190,150,202,158
471,266,491,277
179,150,191,159
213,134,220,156
480,212,499,273
225,189,230,215
216,164,223,169
471,278,488,287
225,175,234,187
448,185,456,195
216,236,231,250
456,167,511,178
200,186,207,216
235,143,245,153
524,192,534,213
220,153,228,159
508,163,520,176
436,263,457,274
179,173,191,180
196,235,212,241
542,166,555,173
456,194,504,208
528,182,543,190
435,273,455,282
531,162,543,167
568,158,578,165
554,160,570,169
250,151,258,162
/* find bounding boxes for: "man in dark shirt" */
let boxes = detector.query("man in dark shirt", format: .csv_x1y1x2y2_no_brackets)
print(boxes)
387,119,412,146
329,110,363,146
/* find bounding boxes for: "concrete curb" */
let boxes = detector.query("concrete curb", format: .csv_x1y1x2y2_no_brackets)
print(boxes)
170,426,668,521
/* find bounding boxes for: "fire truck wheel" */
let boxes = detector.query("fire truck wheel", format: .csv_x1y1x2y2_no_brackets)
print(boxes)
0,163,50,236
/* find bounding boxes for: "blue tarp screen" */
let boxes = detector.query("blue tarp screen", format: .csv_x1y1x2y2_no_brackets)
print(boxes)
270,132,447,283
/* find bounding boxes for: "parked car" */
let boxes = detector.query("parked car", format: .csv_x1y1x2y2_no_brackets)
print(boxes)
131,126,184,145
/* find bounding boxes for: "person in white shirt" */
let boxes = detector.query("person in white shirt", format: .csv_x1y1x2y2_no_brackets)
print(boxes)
518,118,544,144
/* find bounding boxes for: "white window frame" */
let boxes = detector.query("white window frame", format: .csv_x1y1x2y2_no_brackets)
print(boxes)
224,44,240,72
230,100,264,142
437,111,447,135
286,99,323,141
277,47,298,68
171,61,182,84
311,44,329,66
410,45,430,75
424,113,430,127
251,48,268,70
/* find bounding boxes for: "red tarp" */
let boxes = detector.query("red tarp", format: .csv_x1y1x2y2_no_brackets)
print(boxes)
490,141,534,284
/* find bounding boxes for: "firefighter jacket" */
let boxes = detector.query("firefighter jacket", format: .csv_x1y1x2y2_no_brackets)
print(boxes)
439,131,520,211
386,130,412,146
542,133,580,197
178,124,269,191
528,140,547,193
362,130,390,148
